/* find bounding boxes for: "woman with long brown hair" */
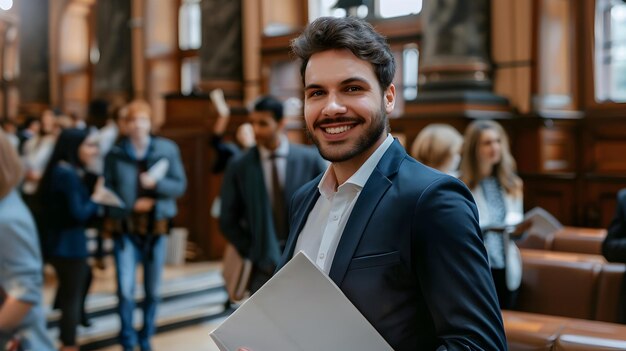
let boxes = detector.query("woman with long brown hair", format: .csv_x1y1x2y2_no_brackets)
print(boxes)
460,120,523,309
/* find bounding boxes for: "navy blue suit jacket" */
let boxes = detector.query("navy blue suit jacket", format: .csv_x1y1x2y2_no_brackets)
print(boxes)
41,164,100,258
220,143,327,270
277,140,507,350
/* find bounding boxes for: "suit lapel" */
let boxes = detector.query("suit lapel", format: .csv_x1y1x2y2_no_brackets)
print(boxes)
328,169,392,284
328,140,405,285
277,178,321,270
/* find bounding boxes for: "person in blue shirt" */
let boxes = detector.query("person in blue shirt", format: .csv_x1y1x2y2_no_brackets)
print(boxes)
0,130,55,351
104,100,187,351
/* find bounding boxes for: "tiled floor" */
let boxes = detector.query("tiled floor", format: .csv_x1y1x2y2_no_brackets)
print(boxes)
97,317,227,351
43,257,229,350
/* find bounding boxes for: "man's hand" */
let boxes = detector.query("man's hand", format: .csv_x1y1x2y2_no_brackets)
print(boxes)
139,172,157,189
24,170,41,181
133,197,155,213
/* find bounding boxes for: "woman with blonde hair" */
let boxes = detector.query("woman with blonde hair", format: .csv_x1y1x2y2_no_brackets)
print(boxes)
0,130,55,350
411,124,463,175
460,119,523,309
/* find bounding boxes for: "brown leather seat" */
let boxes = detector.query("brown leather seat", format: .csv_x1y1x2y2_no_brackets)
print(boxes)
595,263,626,323
503,310,567,351
503,311,626,351
554,319,626,351
516,250,605,320
518,232,554,251
551,227,607,255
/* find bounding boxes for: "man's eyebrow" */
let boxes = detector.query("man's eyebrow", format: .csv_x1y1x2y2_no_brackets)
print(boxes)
304,77,370,91
304,84,324,91
340,77,370,86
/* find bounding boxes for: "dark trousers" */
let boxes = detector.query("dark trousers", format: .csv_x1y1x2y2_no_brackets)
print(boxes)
491,267,519,310
50,257,92,346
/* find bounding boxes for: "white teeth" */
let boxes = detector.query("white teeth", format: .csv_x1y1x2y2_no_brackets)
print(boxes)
324,125,352,134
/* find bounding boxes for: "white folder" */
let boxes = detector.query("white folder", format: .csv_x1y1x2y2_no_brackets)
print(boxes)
210,251,393,351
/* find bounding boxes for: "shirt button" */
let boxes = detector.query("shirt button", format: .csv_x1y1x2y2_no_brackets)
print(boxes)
332,214,339,221
319,253,325,259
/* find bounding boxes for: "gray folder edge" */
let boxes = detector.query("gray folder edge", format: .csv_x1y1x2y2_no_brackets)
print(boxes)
209,251,393,351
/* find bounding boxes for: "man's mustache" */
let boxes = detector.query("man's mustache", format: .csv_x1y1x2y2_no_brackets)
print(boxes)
313,116,364,129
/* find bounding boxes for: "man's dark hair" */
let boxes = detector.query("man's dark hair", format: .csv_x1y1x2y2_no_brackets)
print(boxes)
254,95,284,122
291,16,396,90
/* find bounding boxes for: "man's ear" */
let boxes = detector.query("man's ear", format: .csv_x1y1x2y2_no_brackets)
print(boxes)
384,84,396,114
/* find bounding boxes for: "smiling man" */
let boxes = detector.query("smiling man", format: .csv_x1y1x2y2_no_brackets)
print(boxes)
275,17,508,350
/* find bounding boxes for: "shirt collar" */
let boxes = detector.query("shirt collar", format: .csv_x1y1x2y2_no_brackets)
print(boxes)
258,134,289,159
318,134,394,199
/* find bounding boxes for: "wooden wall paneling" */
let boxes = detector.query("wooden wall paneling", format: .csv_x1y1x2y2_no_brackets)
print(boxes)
491,0,534,114
514,0,534,62
494,67,515,110
61,72,89,117
583,118,626,174
535,0,578,111
539,120,577,173
584,179,626,228
242,0,262,105
162,95,250,260
515,66,532,114
491,0,515,64
523,175,578,224
147,57,179,130
508,118,541,174
261,0,305,36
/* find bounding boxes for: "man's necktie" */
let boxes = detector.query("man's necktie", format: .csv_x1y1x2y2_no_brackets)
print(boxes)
270,154,288,244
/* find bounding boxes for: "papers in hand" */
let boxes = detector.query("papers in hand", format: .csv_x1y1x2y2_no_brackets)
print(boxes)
210,88,230,118
147,158,169,181
91,178,124,208
523,207,563,238
210,252,393,351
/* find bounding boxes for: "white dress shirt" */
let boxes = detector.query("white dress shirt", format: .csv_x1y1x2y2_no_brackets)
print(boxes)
295,134,394,273
258,134,289,205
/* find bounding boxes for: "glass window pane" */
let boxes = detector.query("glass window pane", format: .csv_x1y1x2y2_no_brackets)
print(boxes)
403,45,419,101
309,0,348,21
377,0,422,19
181,56,200,95
179,0,202,51
594,0,626,102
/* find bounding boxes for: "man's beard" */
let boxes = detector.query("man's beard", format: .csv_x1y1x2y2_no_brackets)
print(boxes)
306,104,388,163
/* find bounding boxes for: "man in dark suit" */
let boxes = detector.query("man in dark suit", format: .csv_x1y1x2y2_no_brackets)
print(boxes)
219,96,326,293
602,188,626,323
274,17,507,350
